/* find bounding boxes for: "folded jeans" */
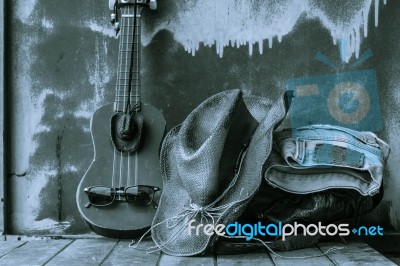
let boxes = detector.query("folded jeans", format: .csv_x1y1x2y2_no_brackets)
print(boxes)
264,124,390,196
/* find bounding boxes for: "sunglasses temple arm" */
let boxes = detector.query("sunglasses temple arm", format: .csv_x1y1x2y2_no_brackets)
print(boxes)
152,201,158,210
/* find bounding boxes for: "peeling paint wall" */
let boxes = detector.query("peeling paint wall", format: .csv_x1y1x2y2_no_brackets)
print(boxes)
142,0,382,61
7,0,400,234
9,0,115,234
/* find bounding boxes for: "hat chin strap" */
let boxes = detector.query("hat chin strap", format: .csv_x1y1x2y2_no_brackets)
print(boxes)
130,145,251,253
130,188,249,253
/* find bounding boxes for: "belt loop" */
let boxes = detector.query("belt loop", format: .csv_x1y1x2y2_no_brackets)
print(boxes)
295,139,306,163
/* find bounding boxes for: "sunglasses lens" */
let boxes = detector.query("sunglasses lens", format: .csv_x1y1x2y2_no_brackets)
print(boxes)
125,186,154,205
86,187,115,206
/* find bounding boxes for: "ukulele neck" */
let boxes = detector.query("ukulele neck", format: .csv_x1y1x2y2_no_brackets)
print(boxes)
114,5,143,112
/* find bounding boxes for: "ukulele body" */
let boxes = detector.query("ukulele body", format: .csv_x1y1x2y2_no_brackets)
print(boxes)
76,103,165,238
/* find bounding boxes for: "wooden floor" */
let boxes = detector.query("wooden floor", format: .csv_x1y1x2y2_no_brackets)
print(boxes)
0,237,397,266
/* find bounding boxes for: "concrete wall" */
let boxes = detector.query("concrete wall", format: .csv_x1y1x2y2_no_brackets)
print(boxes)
6,0,400,234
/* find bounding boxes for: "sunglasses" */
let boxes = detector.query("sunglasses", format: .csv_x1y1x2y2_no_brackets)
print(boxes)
84,185,161,208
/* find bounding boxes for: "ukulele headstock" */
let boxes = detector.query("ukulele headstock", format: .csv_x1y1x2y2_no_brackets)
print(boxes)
109,0,157,11
109,0,156,35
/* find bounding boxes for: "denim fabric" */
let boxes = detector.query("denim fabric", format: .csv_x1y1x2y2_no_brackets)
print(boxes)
264,124,390,196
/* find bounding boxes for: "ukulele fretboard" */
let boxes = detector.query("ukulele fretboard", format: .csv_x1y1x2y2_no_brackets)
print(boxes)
114,5,142,112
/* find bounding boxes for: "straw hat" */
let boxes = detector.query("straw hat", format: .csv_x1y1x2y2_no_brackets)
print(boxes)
151,89,287,256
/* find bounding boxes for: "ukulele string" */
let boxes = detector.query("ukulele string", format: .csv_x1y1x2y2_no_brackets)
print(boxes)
114,2,139,190
133,1,140,188
125,0,139,115
112,3,125,189
127,150,131,187
119,151,123,189
111,3,123,189
112,149,116,188
135,151,138,185
118,6,129,191
127,1,139,188
134,0,139,111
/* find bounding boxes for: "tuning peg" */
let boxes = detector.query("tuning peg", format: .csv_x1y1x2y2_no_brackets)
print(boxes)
111,13,116,24
149,0,157,10
109,0,117,11
114,22,120,35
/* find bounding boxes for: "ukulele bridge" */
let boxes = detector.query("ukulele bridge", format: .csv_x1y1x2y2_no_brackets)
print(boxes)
115,189,126,201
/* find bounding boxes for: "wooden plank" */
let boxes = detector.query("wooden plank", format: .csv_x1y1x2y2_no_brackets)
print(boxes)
158,253,215,266
0,241,27,257
317,241,397,265
0,239,72,266
217,252,275,266
363,234,400,253
388,257,400,265
46,239,117,266
101,239,160,265
4,234,104,241
270,246,335,266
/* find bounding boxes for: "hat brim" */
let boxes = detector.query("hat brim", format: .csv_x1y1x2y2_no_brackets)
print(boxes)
152,91,287,256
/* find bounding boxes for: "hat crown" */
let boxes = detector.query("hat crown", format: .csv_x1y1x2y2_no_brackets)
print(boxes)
176,90,258,206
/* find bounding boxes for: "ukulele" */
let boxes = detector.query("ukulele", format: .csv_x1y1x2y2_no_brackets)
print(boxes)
76,0,165,238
